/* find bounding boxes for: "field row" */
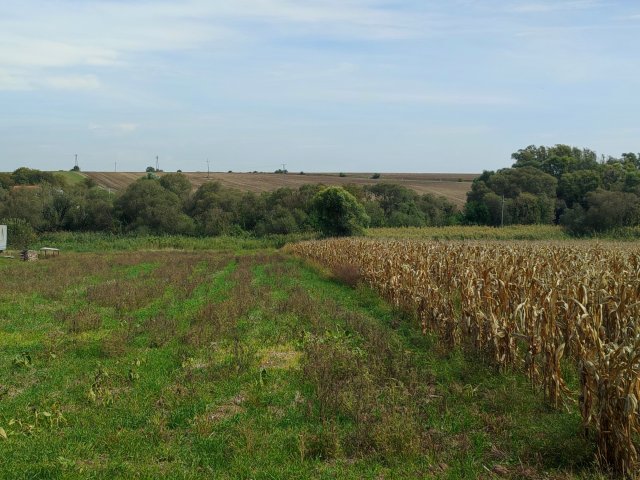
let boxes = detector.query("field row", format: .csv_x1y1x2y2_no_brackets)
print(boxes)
1,248,606,478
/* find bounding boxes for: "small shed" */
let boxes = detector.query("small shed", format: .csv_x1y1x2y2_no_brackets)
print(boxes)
0,225,6,252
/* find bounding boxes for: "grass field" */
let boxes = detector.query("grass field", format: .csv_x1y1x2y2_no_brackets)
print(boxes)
34,231,316,253
367,225,571,241
53,171,86,186
0,239,610,479
367,225,640,241
82,172,476,208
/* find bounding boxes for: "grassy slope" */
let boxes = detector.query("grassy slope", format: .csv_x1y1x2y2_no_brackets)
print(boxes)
0,247,602,479
53,171,86,186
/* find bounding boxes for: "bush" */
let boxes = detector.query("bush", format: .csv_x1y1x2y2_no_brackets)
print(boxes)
312,186,369,237
1,218,36,249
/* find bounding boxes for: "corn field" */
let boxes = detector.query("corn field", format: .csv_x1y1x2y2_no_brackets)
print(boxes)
288,239,640,477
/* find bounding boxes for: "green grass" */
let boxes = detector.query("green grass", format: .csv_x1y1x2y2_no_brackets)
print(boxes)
367,224,640,241
367,224,571,240
0,245,606,479
34,231,317,253
54,171,86,186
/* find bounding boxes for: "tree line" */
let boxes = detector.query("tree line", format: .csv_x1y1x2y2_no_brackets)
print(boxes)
465,145,640,234
3,143,638,245
0,168,458,244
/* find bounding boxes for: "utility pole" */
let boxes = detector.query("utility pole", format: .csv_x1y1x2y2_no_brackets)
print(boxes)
501,195,505,227
207,159,210,178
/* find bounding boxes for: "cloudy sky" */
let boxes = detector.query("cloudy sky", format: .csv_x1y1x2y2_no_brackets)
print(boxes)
0,0,638,173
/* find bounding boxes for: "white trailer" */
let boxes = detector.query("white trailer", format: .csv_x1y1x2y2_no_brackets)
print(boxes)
0,225,6,252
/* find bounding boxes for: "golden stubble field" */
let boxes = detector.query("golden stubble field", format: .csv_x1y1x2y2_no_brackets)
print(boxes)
83,172,476,208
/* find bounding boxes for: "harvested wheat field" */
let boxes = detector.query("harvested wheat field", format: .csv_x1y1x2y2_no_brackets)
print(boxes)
83,171,476,208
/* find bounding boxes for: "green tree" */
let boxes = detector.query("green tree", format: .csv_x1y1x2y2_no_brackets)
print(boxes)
512,145,598,178
0,187,46,230
366,183,416,218
159,173,192,201
558,170,601,207
115,178,194,234
511,192,554,224
11,167,57,186
0,218,36,249
487,167,557,198
0,173,14,189
416,193,458,226
62,187,117,232
311,186,369,237
255,205,300,235
582,190,640,232
187,182,245,236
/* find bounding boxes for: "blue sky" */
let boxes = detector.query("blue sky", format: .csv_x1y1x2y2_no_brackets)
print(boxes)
0,0,638,173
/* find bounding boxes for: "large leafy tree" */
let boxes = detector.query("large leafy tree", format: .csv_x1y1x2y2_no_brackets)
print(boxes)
467,144,640,232
312,186,369,237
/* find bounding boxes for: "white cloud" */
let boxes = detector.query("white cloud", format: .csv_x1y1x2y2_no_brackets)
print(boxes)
88,122,139,135
0,71,31,91
0,72,101,91
319,89,519,107
0,0,429,92
507,1,602,13
42,75,101,90
0,38,119,69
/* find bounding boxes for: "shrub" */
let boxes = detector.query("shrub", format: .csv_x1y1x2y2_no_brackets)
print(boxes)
311,186,369,237
1,217,36,249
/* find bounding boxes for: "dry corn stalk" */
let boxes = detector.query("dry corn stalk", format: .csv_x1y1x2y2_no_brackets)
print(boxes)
287,238,640,476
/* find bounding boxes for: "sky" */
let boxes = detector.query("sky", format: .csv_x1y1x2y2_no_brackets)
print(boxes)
0,0,638,173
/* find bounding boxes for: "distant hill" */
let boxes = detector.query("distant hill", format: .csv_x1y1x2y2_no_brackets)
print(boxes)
83,171,477,208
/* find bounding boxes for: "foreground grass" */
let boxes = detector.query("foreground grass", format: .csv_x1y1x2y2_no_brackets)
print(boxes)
0,249,604,478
